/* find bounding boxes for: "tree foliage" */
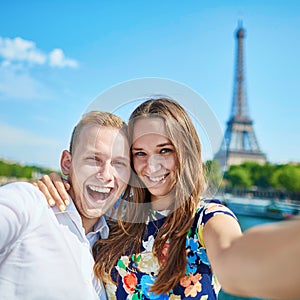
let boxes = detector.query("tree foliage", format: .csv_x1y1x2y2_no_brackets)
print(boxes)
0,159,55,180
204,160,224,195
225,166,252,188
271,164,300,192
224,162,300,192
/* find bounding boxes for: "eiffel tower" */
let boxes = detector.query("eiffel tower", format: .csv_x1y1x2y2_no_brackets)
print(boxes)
215,23,267,167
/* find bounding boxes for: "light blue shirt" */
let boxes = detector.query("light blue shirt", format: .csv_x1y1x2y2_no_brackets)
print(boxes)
53,197,109,248
86,216,109,248
0,182,106,300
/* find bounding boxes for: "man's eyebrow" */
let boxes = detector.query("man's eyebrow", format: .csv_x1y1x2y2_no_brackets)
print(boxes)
114,155,129,159
85,151,101,156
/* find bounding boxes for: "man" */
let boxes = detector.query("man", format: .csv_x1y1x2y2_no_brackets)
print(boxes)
0,111,131,299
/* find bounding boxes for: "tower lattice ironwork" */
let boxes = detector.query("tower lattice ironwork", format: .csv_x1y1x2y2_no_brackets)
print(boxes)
215,24,267,167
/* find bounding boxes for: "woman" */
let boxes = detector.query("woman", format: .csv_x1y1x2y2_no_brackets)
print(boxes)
37,98,300,299
92,98,239,299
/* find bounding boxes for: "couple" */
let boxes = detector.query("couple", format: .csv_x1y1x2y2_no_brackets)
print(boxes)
1,97,300,299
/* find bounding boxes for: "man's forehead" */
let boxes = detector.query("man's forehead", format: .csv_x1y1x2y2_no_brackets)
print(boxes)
78,125,129,155
81,124,119,134
80,124,126,140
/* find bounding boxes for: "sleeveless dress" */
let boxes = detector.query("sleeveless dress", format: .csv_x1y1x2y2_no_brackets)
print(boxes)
104,200,237,299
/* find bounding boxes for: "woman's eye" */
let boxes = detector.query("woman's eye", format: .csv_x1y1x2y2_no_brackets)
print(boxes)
160,148,173,154
134,151,146,157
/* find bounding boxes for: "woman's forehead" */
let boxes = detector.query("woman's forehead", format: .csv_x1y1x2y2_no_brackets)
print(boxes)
133,117,167,139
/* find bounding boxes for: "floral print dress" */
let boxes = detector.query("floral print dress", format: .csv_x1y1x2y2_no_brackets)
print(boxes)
104,200,236,300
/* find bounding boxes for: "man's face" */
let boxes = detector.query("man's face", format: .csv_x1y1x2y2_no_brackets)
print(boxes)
62,125,130,221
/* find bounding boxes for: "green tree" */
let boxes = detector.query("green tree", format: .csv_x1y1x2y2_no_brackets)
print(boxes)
271,164,300,192
225,166,252,189
0,161,11,176
239,162,276,188
204,160,224,194
0,159,56,180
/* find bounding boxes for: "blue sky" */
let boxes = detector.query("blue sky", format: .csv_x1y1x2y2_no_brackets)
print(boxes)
0,0,299,169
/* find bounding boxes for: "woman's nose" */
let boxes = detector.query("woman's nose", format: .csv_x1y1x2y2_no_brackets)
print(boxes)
145,154,163,173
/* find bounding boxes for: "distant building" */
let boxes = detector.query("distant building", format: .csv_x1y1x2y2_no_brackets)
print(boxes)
215,23,267,168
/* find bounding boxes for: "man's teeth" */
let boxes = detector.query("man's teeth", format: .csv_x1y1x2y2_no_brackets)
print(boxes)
148,175,166,182
89,186,110,193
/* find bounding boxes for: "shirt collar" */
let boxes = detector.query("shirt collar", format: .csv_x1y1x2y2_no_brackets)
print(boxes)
89,215,109,239
52,196,80,218
53,196,109,239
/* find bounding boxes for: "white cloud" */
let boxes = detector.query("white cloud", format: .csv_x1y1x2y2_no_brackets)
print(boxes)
0,36,79,99
49,48,78,68
0,37,46,65
0,36,78,69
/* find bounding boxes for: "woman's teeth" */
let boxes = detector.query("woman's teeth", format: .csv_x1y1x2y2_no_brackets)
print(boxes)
148,175,166,182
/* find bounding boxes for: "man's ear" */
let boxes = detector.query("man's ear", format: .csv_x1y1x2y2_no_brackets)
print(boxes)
60,150,72,176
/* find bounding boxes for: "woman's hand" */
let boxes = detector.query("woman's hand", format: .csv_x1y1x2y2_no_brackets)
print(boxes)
33,172,70,211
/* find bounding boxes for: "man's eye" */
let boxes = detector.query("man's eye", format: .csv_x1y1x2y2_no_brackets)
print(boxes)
86,157,102,164
113,161,127,166
86,157,95,160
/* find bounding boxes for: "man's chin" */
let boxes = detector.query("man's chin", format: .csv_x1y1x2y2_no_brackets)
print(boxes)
84,206,107,218
85,199,115,217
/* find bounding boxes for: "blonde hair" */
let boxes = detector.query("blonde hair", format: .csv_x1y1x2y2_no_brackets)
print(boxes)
93,98,206,294
69,110,127,154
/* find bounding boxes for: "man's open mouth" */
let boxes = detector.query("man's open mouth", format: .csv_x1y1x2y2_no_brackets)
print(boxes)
87,184,113,201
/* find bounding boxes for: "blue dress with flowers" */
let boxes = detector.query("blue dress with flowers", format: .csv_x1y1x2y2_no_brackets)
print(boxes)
104,200,236,300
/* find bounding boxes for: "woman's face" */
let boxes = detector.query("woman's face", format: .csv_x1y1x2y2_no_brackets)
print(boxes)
132,117,177,204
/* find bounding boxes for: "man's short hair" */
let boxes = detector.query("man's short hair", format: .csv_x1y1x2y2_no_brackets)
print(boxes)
69,111,127,154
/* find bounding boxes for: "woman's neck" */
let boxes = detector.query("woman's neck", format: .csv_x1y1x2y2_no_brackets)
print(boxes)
151,193,174,211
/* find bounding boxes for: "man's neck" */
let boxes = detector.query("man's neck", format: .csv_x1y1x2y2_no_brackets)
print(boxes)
68,190,100,234
81,216,100,234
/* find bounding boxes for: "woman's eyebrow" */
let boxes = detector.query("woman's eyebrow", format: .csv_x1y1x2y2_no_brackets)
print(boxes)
132,146,143,151
157,142,173,147
132,142,173,150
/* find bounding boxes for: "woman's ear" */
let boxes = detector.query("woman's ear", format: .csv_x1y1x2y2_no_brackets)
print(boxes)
60,150,72,176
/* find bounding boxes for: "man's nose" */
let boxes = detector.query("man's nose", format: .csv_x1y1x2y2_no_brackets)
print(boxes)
96,162,113,182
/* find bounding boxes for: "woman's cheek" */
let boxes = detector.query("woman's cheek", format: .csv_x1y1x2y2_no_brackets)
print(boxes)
133,158,143,174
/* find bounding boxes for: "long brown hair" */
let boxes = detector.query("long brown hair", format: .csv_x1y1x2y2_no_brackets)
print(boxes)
93,98,206,294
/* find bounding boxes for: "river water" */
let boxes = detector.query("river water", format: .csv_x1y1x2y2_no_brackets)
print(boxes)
218,214,281,300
